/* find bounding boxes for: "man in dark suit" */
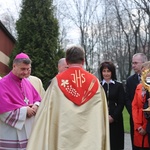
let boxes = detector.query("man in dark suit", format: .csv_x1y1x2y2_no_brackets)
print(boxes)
126,53,148,150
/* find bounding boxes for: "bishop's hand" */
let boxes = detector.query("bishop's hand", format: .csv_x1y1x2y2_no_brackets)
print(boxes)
27,106,36,118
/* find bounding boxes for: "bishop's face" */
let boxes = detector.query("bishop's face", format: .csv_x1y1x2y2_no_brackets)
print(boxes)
102,67,112,81
13,62,31,79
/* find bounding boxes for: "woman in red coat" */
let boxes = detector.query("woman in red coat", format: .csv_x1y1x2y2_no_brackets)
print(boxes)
132,83,149,149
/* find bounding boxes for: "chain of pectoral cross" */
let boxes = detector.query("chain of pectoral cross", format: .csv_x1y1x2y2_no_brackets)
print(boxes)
20,82,29,105
11,77,29,105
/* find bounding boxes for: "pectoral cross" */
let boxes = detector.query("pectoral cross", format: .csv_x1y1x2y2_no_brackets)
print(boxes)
24,97,29,105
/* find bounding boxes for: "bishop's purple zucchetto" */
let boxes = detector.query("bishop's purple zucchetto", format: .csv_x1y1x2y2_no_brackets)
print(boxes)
15,53,30,59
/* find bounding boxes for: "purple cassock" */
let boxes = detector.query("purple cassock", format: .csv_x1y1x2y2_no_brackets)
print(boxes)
0,71,41,113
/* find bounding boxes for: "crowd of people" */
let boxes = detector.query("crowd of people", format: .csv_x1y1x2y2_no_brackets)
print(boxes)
0,45,150,150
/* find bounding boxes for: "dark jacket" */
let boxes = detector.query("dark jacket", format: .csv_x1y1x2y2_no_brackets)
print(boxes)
102,80,125,150
125,73,140,115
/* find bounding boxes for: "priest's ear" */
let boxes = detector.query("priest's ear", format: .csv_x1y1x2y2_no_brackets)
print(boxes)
12,63,16,68
81,59,84,65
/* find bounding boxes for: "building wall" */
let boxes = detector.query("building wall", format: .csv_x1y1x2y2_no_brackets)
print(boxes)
0,25,15,76
0,62,10,76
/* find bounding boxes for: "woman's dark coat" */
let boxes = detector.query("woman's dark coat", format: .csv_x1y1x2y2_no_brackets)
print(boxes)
102,81,125,150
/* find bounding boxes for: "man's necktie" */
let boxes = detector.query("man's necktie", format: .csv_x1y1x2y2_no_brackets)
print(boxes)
138,74,141,83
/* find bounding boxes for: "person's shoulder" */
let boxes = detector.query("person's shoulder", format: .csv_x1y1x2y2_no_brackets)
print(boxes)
84,71,100,82
115,80,123,84
127,74,137,81
0,73,9,83
82,69,98,77
133,83,142,92
114,81,124,88
136,83,142,89
29,75,41,81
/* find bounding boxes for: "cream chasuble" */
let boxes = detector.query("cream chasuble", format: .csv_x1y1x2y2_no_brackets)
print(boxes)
27,75,110,150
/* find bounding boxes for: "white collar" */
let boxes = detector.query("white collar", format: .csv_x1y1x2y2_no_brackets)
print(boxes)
102,79,115,85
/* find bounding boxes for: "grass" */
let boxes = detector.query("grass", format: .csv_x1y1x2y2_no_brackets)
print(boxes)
123,107,130,133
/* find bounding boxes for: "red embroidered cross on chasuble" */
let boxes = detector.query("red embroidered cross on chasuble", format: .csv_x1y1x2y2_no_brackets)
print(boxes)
56,67,99,106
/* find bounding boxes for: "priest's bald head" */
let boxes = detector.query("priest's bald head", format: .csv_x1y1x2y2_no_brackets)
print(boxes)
58,58,68,73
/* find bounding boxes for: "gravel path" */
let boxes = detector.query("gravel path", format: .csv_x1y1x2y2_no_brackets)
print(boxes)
124,133,132,150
